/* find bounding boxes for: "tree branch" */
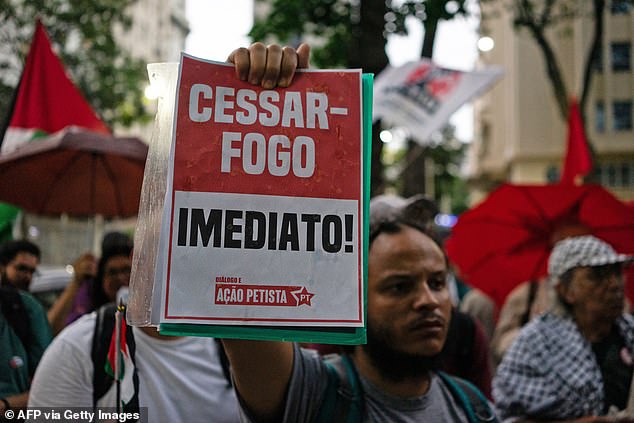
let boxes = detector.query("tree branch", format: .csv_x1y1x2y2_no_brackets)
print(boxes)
514,0,569,119
580,0,605,115
540,0,556,28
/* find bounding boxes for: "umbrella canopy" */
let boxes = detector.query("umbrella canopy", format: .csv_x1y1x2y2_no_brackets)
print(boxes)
0,127,148,218
445,183,634,307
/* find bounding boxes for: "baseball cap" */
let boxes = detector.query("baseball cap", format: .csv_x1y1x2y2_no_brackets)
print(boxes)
369,194,438,241
548,235,633,282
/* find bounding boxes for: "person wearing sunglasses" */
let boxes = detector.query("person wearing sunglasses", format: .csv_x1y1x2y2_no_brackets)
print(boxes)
0,239,52,415
47,231,132,334
494,235,634,422
0,239,41,291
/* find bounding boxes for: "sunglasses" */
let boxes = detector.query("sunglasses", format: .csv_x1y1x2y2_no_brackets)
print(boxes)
105,266,132,277
587,263,624,283
12,264,38,275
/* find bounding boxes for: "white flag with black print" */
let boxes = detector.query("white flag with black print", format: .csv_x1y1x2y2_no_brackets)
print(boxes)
373,59,503,144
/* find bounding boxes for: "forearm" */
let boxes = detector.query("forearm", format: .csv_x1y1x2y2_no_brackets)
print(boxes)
222,339,294,422
1,392,29,411
47,278,82,334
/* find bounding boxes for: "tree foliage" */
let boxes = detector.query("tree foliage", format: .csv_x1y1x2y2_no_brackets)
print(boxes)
0,0,150,128
250,0,469,199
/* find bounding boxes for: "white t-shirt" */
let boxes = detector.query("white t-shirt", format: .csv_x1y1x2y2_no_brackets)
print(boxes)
28,312,239,423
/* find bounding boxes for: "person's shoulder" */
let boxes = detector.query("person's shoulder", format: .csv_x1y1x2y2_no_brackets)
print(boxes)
506,313,554,354
33,312,95,378
54,311,97,347
521,311,563,333
18,291,51,337
515,313,546,338
617,313,634,343
619,313,634,327
434,372,496,421
18,290,47,313
298,344,330,363
511,312,574,356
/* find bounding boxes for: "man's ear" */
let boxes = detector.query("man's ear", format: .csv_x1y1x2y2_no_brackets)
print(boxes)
556,279,575,305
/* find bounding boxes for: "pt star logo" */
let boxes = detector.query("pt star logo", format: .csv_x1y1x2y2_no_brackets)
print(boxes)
292,287,315,307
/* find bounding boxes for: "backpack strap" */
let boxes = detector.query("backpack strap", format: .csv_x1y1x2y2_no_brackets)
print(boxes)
314,354,363,423
437,371,498,423
214,339,233,388
91,304,140,417
520,280,538,326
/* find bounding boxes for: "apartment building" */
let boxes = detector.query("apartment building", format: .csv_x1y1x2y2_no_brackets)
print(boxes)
467,0,634,203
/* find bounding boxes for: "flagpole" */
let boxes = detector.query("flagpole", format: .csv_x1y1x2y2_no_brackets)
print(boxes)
114,300,122,413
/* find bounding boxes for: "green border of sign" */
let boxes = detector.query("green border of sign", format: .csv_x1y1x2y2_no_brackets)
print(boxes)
159,73,373,345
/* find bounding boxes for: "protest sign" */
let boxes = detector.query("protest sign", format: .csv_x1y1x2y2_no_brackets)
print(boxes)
156,54,371,344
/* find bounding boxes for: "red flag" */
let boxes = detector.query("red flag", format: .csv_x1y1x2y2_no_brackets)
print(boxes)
0,20,109,154
560,98,592,185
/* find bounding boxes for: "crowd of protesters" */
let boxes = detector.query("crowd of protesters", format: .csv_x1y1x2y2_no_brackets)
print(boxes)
0,40,633,423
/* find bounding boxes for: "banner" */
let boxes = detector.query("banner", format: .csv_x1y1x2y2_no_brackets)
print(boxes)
373,59,503,144
156,54,370,342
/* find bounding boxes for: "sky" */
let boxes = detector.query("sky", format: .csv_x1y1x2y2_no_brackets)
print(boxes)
184,0,479,141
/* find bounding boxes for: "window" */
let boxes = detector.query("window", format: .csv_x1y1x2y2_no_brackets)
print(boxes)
611,0,632,14
593,45,603,72
607,165,618,186
613,101,633,130
546,166,560,183
595,101,605,133
597,162,634,188
611,42,631,71
620,163,631,187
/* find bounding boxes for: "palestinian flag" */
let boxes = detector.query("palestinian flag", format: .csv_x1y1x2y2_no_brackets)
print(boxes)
105,315,135,406
0,19,109,155
0,19,109,237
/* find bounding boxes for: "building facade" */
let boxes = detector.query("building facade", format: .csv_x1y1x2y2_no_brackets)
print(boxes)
467,0,634,203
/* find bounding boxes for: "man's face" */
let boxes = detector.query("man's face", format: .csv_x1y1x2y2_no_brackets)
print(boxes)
2,252,39,290
366,226,451,361
102,255,132,301
560,264,625,324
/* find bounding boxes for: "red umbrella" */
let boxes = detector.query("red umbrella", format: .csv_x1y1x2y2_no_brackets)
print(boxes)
445,183,634,307
0,127,148,218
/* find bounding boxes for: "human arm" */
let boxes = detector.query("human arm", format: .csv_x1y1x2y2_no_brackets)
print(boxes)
0,392,28,412
220,42,311,422
47,253,96,334
221,340,294,422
